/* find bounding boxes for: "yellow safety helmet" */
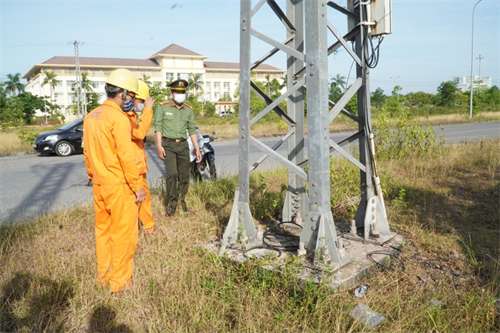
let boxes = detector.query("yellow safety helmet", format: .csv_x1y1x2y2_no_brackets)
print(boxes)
105,68,138,94
136,80,150,101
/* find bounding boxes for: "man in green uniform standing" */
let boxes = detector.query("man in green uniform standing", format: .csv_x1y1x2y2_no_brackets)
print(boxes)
155,79,202,216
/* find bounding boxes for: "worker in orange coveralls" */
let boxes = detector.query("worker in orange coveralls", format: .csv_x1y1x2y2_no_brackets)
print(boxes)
83,68,146,294
126,79,158,234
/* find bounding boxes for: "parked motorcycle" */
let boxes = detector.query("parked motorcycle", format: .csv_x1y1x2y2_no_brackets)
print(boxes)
189,129,217,181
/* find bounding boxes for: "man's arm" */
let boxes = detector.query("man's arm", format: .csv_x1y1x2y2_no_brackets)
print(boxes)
156,131,165,160
131,96,155,140
190,133,202,163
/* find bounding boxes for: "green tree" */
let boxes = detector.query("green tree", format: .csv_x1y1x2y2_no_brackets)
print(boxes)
188,73,203,97
141,75,152,86
392,85,403,100
149,82,170,110
81,73,94,114
264,74,272,96
436,81,459,107
204,101,216,117
42,71,61,114
405,91,433,107
4,73,25,96
86,92,101,113
17,92,46,124
330,74,346,92
485,86,500,108
371,87,386,109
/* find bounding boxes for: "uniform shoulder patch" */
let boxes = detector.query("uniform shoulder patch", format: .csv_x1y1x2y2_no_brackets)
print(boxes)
159,101,169,106
184,103,192,109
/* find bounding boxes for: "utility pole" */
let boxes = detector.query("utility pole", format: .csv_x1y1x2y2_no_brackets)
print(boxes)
469,0,483,119
476,54,484,91
70,40,83,119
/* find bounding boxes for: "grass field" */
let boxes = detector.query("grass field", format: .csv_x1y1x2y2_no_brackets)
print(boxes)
1,138,498,332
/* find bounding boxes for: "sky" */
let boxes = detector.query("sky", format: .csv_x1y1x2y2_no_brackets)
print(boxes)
0,0,498,95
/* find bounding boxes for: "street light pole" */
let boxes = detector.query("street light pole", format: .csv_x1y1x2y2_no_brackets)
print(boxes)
469,0,483,119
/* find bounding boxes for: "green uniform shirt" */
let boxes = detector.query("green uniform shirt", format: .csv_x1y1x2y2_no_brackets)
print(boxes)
154,101,196,139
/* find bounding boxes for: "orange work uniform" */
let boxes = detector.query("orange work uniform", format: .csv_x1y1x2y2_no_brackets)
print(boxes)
83,100,143,293
126,107,155,231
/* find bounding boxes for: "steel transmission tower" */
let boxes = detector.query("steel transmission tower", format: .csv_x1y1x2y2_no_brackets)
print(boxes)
220,0,394,268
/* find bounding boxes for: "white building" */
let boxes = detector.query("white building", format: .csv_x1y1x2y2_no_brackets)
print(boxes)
22,44,285,118
453,75,492,92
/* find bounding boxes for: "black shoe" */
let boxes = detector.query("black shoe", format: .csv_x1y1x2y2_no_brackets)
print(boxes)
166,206,176,216
181,203,189,212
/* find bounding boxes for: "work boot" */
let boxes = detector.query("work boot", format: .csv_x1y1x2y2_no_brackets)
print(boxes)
166,206,176,216
181,202,189,213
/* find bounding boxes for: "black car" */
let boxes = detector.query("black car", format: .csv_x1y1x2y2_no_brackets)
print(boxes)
33,118,84,157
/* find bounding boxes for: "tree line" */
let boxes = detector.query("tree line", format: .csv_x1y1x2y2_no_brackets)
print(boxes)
1,71,498,128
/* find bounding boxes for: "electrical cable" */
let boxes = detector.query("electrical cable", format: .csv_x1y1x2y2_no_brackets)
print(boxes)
262,221,302,252
242,245,282,260
366,249,406,272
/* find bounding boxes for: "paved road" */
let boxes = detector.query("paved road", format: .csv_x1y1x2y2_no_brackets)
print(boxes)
0,122,498,223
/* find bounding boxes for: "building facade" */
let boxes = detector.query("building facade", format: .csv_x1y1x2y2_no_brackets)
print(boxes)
453,75,492,92
22,44,284,118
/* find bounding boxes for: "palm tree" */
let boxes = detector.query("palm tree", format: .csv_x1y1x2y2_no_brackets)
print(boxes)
188,73,203,97
81,73,94,114
264,74,272,95
42,71,60,107
330,74,346,92
4,73,25,96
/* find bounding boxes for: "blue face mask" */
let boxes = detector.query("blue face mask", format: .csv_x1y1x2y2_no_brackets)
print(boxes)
136,103,145,112
122,98,135,112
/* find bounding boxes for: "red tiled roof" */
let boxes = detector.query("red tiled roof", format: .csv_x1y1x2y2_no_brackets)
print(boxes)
149,43,204,58
42,56,160,68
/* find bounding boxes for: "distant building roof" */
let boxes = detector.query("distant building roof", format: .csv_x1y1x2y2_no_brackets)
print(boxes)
23,44,283,79
149,43,206,59
42,56,160,68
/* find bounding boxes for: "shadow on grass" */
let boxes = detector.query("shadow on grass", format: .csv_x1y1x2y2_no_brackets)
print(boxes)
1,272,75,332
88,305,133,333
389,169,499,282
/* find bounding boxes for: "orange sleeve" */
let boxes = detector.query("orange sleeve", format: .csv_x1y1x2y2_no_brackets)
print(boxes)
83,117,93,180
131,107,153,140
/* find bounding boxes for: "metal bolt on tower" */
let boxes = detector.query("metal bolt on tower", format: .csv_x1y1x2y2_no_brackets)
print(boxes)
220,0,395,267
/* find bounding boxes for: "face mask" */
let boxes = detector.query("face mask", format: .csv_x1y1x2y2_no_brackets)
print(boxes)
173,93,186,104
136,103,144,112
122,98,135,111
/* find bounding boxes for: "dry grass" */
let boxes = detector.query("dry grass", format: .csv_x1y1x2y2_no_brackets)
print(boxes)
1,112,499,154
1,139,499,332
413,111,500,126
0,130,35,155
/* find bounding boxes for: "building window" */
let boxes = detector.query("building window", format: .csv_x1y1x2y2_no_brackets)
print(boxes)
214,82,221,91
214,92,220,100
177,73,189,80
205,82,211,92
67,81,76,91
165,73,174,81
90,69,101,75
223,82,230,91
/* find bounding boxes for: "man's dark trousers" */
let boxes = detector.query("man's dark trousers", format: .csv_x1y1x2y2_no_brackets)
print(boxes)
163,140,190,209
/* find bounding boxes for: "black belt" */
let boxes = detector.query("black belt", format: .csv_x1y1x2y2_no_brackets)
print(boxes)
163,137,186,143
